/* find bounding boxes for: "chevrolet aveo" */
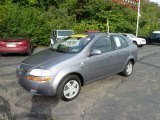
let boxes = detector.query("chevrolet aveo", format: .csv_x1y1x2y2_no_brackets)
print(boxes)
16,33,137,101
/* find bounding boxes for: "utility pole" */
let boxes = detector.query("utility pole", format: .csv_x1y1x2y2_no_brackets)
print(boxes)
106,18,109,34
136,0,141,36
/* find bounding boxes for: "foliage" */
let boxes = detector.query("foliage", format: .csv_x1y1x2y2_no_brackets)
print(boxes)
0,2,74,46
0,0,160,46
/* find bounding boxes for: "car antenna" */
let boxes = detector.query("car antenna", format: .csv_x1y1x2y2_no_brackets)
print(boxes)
106,18,110,37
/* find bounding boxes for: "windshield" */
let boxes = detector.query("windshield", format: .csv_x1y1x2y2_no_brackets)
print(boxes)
51,34,94,53
58,31,74,36
128,34,137,38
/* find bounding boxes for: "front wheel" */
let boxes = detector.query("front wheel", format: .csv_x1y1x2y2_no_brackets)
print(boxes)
138,45,144,47
121,61,133,77
57,75,81,101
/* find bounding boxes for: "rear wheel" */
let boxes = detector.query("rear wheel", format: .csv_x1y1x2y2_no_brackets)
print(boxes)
133,41,138,46
57,75,81,101
26,47,32,56
121,61,133,77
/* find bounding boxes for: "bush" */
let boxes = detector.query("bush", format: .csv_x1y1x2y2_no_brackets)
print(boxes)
0,3,75,46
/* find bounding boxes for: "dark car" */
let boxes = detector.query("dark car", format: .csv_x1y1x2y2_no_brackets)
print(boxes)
0,35,33,55
146,31,160,44
16,33,137,101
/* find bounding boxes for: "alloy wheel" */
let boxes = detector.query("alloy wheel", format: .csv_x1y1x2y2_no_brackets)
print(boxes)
63,80,80,99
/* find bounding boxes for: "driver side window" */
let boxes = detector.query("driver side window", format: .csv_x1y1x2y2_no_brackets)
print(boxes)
91,37,112,53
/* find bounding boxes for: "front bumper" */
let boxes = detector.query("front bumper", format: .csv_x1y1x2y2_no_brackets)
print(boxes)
16,70,56,96
137,40,146,45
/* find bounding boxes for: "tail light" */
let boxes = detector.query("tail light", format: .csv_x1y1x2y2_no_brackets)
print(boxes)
0,41,4,47
17,41,28,46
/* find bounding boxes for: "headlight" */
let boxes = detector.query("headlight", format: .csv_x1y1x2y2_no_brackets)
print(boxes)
29,69,52,77
17,64,20,70
26,69,52,82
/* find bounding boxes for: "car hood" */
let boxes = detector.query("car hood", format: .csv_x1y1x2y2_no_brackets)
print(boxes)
130,37,145,41
21,49,76,68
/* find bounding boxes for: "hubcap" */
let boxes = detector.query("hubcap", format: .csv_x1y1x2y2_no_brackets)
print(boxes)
63,80,79,99
126,63,133,75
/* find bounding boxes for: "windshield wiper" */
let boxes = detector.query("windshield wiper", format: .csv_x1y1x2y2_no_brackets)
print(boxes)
56,49,67,53
49,47,57,51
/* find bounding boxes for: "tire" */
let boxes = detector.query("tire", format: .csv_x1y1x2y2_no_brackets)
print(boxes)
133,41,138,46
57,75,81,101
138,45,143,47
26,47,32,56
147,40,152,44
28,49,32,56
1,53,7,56
121,61,133,77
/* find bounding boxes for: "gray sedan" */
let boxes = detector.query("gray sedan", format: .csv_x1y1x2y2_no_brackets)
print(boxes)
16,33,137,101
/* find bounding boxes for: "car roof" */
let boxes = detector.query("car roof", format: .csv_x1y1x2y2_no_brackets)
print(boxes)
153,31,160,33
68,32,124,39
82,32,120,36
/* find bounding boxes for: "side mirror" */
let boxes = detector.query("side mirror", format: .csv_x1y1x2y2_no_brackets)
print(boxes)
90,49,102,56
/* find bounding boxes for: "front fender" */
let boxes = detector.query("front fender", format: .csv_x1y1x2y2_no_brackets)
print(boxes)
52,66,85,94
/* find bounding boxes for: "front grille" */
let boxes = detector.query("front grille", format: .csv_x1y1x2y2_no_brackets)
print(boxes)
17,63,32,77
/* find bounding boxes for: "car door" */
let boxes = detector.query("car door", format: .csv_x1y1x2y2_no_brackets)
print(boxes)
86,36,116,82
111,35,130,71
154,33,160,43
149,33,157,43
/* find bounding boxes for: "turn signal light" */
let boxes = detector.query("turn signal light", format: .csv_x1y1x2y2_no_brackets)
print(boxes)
26,75,52,81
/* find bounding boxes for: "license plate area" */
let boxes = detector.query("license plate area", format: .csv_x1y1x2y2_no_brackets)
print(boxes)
6,43,17,47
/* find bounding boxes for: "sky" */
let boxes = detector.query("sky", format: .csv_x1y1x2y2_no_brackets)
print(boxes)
150,0,160,4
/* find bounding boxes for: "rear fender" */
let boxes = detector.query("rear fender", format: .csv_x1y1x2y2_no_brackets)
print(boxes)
121,56,135,71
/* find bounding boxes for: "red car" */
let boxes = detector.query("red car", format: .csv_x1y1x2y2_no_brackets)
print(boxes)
0,35,33,55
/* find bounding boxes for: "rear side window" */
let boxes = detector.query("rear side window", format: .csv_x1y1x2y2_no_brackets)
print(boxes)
113,35,128,49
150,33,156,38
91,36,112,53
154,33,160,38
150,33,160,38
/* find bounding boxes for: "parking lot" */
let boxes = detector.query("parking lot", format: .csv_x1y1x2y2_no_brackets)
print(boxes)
0,45,160,120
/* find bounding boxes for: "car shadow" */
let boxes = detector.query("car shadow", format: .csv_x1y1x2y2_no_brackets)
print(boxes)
28,96,58,120
0,53,26,57
0,96,11,120
146,43,160,46
11,96,58,120
1,95,58,120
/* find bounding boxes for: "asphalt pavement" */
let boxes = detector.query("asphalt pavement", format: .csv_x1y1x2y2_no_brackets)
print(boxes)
0,45,160,120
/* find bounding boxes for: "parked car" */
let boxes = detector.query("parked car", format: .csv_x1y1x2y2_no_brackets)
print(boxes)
0,35,33,55
16,32,137,101
146,31,160,44
50,29,74,47
121,33,146,47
